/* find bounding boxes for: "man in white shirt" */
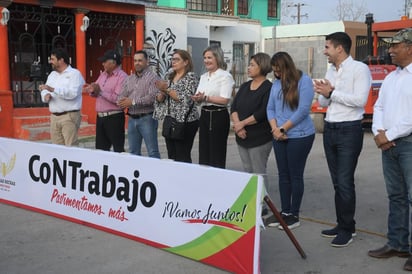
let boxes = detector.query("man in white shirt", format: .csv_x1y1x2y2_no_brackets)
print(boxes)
40,48,85,146
368,28,412,271
313,32,371,247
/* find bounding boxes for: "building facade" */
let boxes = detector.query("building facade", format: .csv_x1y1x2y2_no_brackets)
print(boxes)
0,0,281,140
0,0,152,139
147,0,280,87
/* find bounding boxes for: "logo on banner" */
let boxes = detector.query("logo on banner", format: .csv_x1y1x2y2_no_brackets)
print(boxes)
0,153,17,192
1,153,16,177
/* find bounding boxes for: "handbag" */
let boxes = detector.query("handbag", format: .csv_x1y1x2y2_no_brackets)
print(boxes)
162,96,194,140
162,115,185,140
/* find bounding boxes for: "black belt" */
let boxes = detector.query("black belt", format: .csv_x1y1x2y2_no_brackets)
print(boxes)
127,112,153,119
52,110,80,116
324,120,361,129
202,105,227,112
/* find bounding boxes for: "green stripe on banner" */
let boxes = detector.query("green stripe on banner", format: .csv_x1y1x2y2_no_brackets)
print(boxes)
165,175,258,259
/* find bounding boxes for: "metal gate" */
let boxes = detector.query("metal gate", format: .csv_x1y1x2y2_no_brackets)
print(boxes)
232,43,254,88
8,3,75,108
85,12,136,84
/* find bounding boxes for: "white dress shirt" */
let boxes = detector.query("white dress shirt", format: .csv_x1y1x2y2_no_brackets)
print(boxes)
319,56,371,122
41,65,85,113
372,64,412,141
196,68,234,106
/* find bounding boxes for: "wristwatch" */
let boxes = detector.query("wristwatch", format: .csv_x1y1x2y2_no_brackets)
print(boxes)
279,127,286,134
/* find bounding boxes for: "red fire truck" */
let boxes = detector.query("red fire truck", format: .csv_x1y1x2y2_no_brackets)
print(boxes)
311,17,412,132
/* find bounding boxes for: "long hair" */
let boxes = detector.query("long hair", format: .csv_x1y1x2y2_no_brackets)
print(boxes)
271,51,301,110
167,49,194,81
203,45,226,70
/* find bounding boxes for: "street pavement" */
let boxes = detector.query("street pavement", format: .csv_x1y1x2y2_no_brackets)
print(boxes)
0,130,409,274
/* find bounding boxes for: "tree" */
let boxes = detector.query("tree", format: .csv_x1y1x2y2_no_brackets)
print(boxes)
332,0,367,21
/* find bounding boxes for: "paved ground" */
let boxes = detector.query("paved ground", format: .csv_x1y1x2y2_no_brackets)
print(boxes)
1,130,409,274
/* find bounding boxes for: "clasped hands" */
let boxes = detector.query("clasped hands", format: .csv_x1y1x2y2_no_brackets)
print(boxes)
83,83,101,97
313,79,333,98
191,92,206,102
39,84,53,102
233,121,247,139
374,129,396,151
272,127,288,141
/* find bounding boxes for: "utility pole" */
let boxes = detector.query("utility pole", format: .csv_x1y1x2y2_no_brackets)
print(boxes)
288,3,308,24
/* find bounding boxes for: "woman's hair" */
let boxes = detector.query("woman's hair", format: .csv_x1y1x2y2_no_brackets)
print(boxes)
203,45,226,70
167,49,194,81
271,51,301,110
251,52,272,76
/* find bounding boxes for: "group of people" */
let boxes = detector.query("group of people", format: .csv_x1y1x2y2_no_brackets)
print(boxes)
39,28,412,271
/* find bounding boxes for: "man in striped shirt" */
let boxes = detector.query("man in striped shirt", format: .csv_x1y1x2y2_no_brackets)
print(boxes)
117,50,161,158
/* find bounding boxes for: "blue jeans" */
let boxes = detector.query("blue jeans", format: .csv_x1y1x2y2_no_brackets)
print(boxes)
128,114,160,158
323,120,363,232
382,134,412,252
273,134,315,217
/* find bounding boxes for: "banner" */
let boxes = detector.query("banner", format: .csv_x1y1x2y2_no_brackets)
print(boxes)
0,137,263,273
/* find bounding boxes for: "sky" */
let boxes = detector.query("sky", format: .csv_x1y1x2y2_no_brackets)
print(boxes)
286,0,410,24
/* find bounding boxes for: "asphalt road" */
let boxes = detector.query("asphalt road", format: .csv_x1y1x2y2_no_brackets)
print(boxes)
1,130,407,274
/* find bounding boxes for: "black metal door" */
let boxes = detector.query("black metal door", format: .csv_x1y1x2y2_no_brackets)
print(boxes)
8,3,75,108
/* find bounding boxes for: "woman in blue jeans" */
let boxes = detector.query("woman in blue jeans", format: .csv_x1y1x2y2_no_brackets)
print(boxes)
266,52,315,229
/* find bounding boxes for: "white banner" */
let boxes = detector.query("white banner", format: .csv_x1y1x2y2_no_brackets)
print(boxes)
0,137,263,273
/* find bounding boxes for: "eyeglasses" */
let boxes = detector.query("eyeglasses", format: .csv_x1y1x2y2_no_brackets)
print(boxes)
171,57,182,62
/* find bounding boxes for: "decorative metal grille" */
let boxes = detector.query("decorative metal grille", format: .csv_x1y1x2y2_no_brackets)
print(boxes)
85,12,136,83
8,3,75,108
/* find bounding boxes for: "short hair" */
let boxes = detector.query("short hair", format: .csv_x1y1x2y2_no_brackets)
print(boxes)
50,48,70,64
203,45,226,70
325,32,352,55
251,53,272,76
134,50,148,60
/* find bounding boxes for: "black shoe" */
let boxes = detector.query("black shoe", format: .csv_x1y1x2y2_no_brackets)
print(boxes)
267,212,290,228
264,214,279,227
404,256,412,271
278,215,300,230
321,226,356,238
331,230,353,247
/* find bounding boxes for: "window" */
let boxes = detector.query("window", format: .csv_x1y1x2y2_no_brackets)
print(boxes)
187,0,218,12
238,0,248,15
268,0,278,18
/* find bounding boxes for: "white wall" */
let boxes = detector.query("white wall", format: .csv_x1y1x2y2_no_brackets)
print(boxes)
145,8,188,51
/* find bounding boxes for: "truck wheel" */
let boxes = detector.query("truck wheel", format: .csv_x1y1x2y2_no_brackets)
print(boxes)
312,113,325,133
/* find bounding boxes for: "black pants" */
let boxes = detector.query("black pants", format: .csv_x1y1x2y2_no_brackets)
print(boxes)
165,120,199,163
95,112,125,152
323,120,363,232
198,107,230,168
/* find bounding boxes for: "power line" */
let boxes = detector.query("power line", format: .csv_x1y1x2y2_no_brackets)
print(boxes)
288,3,308,24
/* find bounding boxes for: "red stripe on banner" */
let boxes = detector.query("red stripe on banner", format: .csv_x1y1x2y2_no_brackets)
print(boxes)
0,198,169,249
183,219,246,233
201,226,256,274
